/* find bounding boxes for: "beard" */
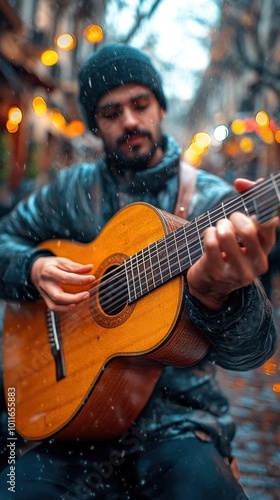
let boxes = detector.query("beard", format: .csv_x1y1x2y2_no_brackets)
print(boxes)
104,129,163,174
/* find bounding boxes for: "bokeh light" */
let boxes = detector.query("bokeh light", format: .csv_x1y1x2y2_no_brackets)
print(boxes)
55,33,76,51
6,120,19,133
239,136,254,153
32,96,47,116
275,130,280,143
64,120,86,137
213,124,229,141
83,24,104,44
50,109,66,130
41,49,59,66
182,131,211,166
255,110,269,127
231,119,247,135
8,106,22,124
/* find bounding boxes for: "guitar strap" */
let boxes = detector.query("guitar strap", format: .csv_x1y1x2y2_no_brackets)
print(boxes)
174,161,197,219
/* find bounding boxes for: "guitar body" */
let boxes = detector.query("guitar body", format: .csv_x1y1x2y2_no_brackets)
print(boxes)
3,203,209,441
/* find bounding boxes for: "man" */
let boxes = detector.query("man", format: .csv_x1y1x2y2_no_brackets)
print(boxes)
0,43,278,499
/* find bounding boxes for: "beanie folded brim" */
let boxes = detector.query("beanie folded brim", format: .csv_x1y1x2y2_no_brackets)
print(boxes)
79,43,167,133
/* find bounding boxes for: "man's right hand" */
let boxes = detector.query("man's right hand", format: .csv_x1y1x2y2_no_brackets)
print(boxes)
30,256,95,312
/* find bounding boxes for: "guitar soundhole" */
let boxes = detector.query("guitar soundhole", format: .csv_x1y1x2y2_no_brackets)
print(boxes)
90,253,135,328
99,265,128,316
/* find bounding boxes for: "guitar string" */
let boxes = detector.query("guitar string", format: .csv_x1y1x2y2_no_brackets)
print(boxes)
57,176,280,326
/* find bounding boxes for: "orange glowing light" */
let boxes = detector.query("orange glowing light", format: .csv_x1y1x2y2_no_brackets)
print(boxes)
255,110,269,127
275,130,280,143
8,106,22,124
182,146,201,166
55,33,76,51
224,141,239,157
239,137,254,153
41,49,59,66
32,96,47,116
231,119,247,135
6,120,19,133
50,109,66,129
64,120,86,137
193,132,211,149
262,359,278,375
259,128,274,144
272,383,280,393
83,24,104,44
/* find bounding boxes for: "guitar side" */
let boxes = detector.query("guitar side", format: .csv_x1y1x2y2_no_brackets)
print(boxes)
3,203,209,441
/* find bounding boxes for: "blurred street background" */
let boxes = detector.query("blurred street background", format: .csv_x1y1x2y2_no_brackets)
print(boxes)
0,0,279,498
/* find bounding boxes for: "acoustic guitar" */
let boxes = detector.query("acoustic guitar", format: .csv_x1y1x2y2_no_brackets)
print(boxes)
3,173,280,441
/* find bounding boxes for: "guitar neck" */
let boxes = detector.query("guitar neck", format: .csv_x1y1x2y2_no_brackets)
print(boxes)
124,173,280,303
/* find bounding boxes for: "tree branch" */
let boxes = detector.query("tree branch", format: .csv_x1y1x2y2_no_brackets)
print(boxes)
121,0,163,43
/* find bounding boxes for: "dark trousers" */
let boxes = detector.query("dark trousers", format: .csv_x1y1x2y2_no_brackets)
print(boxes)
0,436,248,499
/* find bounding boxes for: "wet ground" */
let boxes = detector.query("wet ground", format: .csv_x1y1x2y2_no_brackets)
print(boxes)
216,281,280,500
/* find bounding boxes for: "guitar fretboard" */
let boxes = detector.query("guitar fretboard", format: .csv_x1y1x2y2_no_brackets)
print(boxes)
123,173,280,303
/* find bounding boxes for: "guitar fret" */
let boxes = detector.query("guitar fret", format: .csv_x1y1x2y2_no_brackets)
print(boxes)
195,218,203,254
133,252,147,300
172,230,183,273
124,258,133,303
253,198,260,220
184,225,193,267
147,244,156,290
164,236,172,278
140,249,148,295
137,251,144,296
241,197,250,217
178,227,191,271
151,242,162,289
221,201,227,219
159,238,174,282
272,175,280,203
131,256,137,301
155,241,164,284
207,211,212,226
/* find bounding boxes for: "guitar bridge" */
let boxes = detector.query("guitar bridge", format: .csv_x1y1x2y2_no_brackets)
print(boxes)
47,309,66,381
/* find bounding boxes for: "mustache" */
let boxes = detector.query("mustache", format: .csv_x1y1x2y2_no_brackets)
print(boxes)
117,129,152,146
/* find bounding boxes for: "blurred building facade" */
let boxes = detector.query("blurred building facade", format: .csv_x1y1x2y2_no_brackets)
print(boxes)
183,0,280,182
0,0,105,202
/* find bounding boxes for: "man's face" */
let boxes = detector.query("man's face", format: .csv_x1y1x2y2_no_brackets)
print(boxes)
94,83,166,172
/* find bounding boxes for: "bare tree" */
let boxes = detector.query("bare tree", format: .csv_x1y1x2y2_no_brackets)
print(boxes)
210,0,280,108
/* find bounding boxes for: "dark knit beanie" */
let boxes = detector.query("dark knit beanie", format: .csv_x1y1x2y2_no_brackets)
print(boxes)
78,43,167,133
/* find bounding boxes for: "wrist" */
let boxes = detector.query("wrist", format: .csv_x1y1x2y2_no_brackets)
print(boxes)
187,285,230,311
